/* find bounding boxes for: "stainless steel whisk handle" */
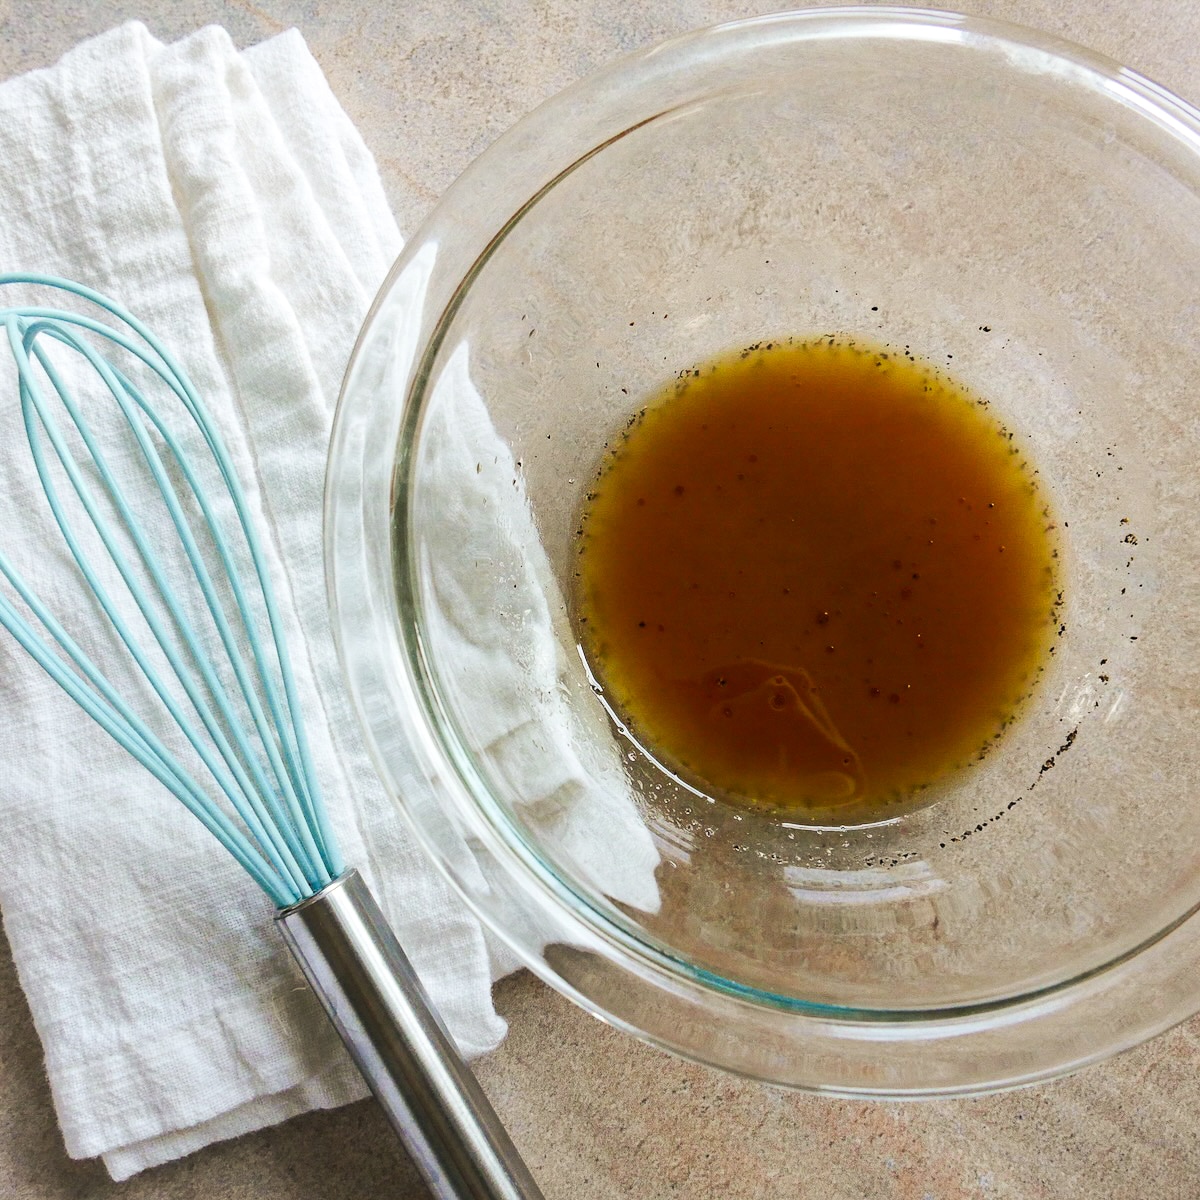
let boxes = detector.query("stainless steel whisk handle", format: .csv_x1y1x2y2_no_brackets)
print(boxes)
277,870,545,1200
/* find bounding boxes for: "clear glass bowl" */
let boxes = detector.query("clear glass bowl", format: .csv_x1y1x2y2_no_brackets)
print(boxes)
326,7,1200,1094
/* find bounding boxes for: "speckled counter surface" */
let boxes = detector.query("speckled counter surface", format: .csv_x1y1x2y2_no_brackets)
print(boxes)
1,3,1199,1197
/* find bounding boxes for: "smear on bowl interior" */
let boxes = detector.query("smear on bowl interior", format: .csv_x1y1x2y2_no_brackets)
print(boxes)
572,337,1062,822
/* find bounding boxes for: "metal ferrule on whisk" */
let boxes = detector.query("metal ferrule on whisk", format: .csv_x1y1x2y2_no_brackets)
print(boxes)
277,869,544,1200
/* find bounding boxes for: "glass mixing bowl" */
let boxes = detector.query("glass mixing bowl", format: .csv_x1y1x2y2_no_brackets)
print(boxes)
326,7,1200,1094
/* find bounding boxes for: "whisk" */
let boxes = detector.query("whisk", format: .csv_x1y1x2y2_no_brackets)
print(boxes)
0,273,543,1200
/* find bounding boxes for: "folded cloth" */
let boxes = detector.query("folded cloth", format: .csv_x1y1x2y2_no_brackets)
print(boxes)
0,23,519,1180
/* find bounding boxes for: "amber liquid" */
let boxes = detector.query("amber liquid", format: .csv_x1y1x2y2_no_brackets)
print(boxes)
574,338,1060,819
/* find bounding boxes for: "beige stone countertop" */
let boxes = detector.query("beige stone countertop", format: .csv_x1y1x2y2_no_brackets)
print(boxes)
2,2,1199,1198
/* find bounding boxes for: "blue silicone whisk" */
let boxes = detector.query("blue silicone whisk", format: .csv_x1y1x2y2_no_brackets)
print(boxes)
0,273,543,1200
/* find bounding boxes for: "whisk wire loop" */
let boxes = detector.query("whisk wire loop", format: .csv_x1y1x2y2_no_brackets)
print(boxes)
0,273,342,904
15,300,334,852
49,276,339,874
14,324,320,899
31,323,331,892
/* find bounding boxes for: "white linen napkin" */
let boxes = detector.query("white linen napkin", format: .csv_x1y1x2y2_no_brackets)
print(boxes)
0,22,528,1181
